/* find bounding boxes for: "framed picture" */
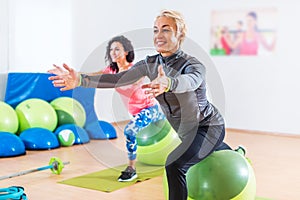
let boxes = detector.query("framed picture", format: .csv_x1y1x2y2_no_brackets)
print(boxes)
210,8,278,56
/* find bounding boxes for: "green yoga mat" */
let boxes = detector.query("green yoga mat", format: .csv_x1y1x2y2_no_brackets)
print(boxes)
59,162,164,192
59,162,272,200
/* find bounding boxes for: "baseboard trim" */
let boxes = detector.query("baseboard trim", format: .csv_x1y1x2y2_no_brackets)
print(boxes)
226,128,300,138
111,120,300,139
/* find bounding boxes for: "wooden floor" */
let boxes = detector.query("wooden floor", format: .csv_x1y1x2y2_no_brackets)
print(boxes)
1,123,300,200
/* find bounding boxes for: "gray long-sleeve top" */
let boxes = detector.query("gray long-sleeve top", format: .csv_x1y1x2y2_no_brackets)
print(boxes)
81,49,224,140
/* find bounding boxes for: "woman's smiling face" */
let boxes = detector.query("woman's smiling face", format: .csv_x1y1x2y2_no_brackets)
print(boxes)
109,41,127,63
153,16,181,57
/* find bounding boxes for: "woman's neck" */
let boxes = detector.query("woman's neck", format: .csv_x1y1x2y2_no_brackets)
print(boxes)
117,60,131,72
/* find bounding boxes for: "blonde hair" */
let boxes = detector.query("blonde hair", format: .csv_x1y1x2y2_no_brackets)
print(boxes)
156,9,187,45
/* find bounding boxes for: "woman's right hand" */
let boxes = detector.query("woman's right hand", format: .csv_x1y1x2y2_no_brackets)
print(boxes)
48,63,80,91
142,65,170,97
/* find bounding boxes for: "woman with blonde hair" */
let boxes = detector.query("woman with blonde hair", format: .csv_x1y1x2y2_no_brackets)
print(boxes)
48,9,244,200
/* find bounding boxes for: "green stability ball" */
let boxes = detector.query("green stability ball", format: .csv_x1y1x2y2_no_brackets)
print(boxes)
16,98,58,132
136,119,171,146
50,97,86,127
187,150,256,200
163,150,256,200
0,101,19,134
137,119,181,166
57,129,75,147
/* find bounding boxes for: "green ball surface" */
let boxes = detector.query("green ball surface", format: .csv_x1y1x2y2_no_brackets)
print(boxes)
16,98,57,132
0,101,19,134
163,150,256,200
57,129,75,147
50,97,86,127
137,119,171,146
137,127,181,166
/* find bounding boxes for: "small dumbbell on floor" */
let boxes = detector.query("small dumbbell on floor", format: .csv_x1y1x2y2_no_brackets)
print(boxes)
0,157,70,180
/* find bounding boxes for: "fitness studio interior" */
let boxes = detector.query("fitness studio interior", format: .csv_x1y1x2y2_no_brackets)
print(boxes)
0,0,299,200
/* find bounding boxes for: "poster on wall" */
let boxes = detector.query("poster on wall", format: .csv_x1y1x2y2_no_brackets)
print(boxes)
210,8,278,56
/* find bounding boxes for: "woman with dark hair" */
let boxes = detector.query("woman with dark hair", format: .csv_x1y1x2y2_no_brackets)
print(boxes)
104,35,135,73
86,35,165,182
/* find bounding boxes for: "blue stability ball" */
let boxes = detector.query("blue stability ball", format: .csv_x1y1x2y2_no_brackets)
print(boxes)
55,124,90,144
0,132,26,157
85,120,117,139
19,127,59,150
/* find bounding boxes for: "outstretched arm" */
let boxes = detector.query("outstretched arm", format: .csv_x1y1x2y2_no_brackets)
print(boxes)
80,60,147,88
48,63,80,91
48,60,148,91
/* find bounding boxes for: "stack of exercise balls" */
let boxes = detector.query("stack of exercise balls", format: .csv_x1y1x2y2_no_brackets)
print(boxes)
0,95,90,156
0,101,25,157
136,119,181,166
0,96,88,152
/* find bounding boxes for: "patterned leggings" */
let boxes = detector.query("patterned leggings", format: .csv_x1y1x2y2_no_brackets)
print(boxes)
124,104,165,160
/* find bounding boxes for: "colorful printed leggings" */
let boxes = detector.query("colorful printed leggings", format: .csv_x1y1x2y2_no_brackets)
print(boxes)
124,104,165,160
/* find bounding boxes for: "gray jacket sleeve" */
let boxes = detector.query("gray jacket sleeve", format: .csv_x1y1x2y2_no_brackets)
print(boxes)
169,59,205,93
80,60,148,88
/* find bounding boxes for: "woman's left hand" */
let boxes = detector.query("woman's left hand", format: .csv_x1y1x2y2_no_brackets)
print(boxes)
142,65,170,97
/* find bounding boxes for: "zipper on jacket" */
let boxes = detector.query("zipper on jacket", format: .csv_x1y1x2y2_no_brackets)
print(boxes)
163,93,173,114
159,56,173,115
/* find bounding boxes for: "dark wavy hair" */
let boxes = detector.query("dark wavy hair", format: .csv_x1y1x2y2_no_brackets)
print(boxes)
247,11,257,20
105,35,135,73
247,11,258,31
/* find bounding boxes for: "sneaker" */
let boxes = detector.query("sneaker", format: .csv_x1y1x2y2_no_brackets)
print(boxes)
235,145,246,156
118,166,137,182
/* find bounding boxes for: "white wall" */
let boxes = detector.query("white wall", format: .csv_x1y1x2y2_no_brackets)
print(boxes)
211,1,300,134
70,0,226,123
71,0,300,134
71,0,184,122
8,0,72,72
0,0,9,100
2,0,300,134
0,0,9,72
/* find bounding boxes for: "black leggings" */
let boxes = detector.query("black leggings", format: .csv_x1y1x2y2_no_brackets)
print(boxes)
165,125,230,200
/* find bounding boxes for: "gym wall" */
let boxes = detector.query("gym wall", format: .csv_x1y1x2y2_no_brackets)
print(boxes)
1,0,300,135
